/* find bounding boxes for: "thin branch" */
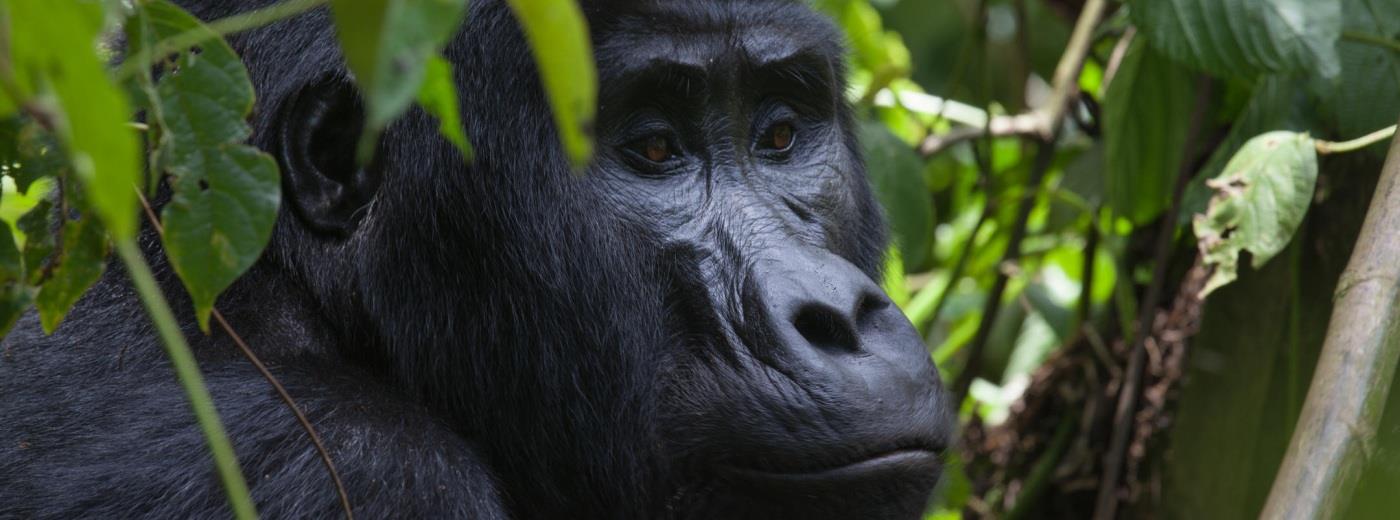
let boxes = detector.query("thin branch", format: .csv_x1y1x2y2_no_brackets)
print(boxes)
116,239,257,520
916,0,1108,156
1261,116,1400,519
1316,124,1398,155
1342,29,1400,55
1092,76,1213,520
135,192,354,520
918,113,1042,157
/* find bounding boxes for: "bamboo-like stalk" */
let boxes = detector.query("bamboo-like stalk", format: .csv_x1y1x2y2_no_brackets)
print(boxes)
1261,118,1400,519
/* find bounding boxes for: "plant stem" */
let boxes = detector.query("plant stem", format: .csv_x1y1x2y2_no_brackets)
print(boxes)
1261,116,1400,520
1342,30,1400,55
115,238,257,520
1316,125,1398,155
1037,0,1108,139
117,0,328,80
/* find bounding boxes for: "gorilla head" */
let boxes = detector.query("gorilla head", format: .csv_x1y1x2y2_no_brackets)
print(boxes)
265,0,953,517
0,0,951,518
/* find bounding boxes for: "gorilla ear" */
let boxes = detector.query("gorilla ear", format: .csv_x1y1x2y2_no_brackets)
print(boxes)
276,78,381,235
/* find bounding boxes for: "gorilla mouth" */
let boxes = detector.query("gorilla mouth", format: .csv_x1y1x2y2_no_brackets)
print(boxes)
717,444,944,485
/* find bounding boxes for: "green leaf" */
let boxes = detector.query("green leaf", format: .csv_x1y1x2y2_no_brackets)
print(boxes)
505,0,597,168
417,54,473,160
17,199,53,286
5,0,141,239
1181,76,1314,223
1103,39,1196,225
860,121,934,270
35,214,108,333
1193,131,1318,296
0,195,29,338
1316,0,1400,139
1129,0,1343,79
330,0,468,161
128,0,281,330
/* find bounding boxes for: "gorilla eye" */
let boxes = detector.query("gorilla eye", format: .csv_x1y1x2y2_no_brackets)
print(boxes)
643,135,674,162
760,122,796,152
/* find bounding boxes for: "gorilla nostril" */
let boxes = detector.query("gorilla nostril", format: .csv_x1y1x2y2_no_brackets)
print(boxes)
792,304,860,353
855,292,890,325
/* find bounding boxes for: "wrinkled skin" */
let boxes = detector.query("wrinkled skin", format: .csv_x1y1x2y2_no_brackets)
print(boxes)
0,1,953,518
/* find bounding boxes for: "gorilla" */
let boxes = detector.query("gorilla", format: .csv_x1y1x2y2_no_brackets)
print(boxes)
0,0,953,518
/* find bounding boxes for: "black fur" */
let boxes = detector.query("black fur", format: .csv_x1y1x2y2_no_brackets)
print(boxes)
0,1,952,518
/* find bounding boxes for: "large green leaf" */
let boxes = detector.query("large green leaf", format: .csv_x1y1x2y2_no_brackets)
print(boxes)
128,0,281,330
1103,39,1196,225
5,0,140,239
1316,0,1400,139
1193,131,1318,296
417,54,473,160
505,0,597,168
860,121,934,270
1130,0,1343,79
330,0,467,160
34,213,108,333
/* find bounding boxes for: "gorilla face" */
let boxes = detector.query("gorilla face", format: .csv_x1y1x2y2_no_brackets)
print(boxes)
585,3,954,517
268,1,951,518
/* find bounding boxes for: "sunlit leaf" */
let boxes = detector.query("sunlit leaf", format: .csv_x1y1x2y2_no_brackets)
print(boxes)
330,0,468,161
128,0,281,330
505,0,596,168
5,0,140,239
0,197,28,337
1129,0,1342,79
417,54,473,160
1193,131,1317,297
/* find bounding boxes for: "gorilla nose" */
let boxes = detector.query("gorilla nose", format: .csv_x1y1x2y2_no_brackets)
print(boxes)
748,250,950,429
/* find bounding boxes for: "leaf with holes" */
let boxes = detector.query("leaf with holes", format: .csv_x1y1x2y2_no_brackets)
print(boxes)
5,0,141,239
1129,0,1342,79
34,214,108,334
330,0,468,161
505,0,597,168
128,0,281,330
417,54,473,160
1193,131,1317,297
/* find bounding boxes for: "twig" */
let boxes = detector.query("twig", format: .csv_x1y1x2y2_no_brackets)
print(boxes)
918,113,1043,157
1316,124,1398,155
115,239,256,520
1100,27,1136,95
916,0,1107,156
135,192,354,520
1261,116,1400,519
1342,29,1400,55
1092,77,1213,520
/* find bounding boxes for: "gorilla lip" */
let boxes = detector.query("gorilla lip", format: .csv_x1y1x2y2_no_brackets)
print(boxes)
717,448,941,483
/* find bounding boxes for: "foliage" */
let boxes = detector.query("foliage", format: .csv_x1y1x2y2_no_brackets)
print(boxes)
0,0,598,516
1194,131,1318,297
1,0,1397,516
